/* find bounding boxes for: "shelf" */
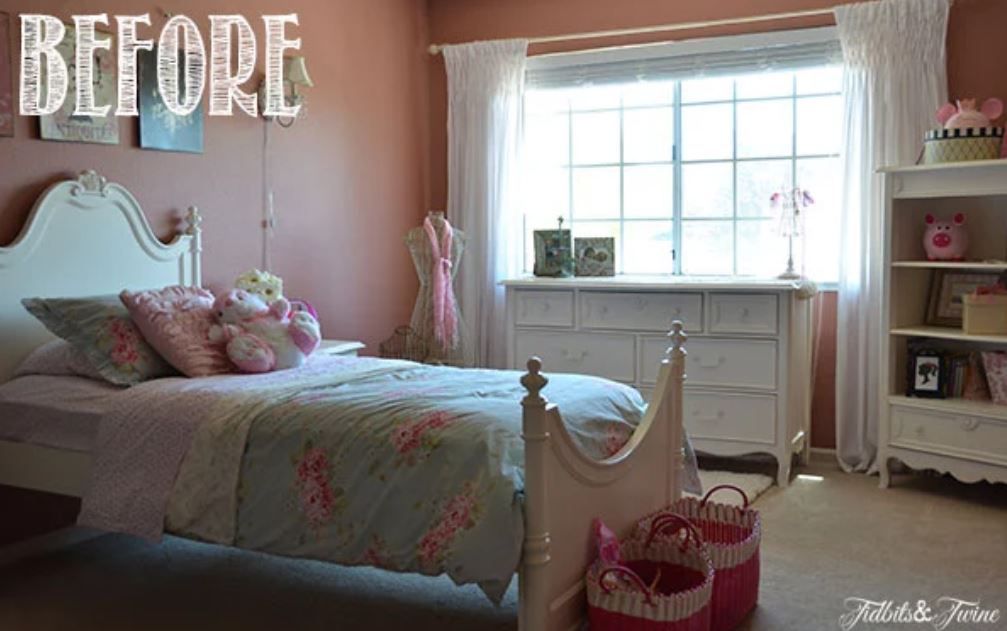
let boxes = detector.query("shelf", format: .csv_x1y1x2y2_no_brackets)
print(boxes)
889,394,1007,421
878,159,1007,175
891,261,1007,271
890,325,1007,344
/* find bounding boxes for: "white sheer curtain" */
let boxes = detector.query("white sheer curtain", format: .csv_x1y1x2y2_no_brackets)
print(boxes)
443,40,528,368
834,0,949,472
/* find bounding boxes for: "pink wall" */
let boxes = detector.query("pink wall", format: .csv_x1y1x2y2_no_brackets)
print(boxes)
0,0,430,352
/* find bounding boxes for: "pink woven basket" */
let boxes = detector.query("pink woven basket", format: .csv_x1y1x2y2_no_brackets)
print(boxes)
634,485,761,631
586,515,713,631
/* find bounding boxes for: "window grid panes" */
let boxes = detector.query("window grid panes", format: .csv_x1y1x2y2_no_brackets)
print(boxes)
522,66,842,282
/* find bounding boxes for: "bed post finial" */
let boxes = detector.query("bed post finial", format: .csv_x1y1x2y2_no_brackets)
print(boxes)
667,320,687,359
184,206,202,236
183,206,203,287
521,356,549,404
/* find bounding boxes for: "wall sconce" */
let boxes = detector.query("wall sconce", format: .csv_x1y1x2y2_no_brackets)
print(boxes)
259,56,314,128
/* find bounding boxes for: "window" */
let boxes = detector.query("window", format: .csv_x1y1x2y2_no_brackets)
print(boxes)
520,32,843,282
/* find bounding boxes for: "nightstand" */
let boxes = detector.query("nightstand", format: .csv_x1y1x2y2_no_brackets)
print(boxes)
316,339,366,357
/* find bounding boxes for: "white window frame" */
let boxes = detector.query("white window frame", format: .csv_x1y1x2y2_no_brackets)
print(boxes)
523,27,842,281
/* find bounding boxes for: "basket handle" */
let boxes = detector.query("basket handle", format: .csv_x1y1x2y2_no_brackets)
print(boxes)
597,566,655,606
700,484,750,509
644,513,703,550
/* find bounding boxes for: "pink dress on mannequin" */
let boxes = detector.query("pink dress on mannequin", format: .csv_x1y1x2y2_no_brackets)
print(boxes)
406,212,467,365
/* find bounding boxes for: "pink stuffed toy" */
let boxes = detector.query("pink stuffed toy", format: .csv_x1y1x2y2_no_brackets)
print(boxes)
936,98,1004,130
923,213,968,261
209,289,322,373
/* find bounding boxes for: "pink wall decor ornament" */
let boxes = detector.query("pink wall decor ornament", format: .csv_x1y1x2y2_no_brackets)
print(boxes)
923,213,969,261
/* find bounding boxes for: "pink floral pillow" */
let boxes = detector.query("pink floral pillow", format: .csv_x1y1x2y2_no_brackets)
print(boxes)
120,286,232,377
22,296,176,386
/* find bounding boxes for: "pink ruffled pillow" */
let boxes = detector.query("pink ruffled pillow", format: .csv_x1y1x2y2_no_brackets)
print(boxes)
120,286,232,377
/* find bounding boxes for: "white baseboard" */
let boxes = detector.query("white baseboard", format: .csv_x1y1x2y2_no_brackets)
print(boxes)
810,447,836,456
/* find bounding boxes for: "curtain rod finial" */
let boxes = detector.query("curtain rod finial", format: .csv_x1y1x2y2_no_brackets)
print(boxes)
428,44,442,55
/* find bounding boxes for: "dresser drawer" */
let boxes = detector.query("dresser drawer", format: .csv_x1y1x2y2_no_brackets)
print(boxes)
580,291,702,332
639,337,777,390
890,405,1007,466
709,293,778,335
514,290,574,327
514,330,635,382
684,391,776,445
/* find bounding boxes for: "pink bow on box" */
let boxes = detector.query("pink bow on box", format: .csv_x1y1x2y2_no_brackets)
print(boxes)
424,216,458,351
975,284,1007,296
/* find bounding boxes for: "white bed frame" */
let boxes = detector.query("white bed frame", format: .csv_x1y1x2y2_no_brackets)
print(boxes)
0,171,687,631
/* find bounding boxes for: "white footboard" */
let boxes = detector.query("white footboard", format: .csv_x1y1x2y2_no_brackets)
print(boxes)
518,322,687,631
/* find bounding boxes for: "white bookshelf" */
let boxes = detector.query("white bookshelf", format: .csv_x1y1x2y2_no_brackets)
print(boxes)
891,261,1007,271
880,159,1007,488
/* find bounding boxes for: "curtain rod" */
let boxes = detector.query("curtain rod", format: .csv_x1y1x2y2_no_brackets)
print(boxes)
427,7,835,55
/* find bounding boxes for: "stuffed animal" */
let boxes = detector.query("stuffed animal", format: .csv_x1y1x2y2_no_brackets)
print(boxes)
923,213,968,261
209,289,321,373
936,98,1004,129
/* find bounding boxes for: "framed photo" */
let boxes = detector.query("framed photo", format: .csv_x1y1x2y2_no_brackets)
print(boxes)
926,271,1002,327
138,46,204,153
574,237,615,277
533,229,572,277
40,24,119,144
910,350,944,398
0,12,13,137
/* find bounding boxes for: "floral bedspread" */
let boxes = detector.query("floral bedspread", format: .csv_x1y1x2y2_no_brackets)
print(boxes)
82,355,698,603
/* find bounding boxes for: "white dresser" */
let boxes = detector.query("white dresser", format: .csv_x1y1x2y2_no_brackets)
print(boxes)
503,277,814,486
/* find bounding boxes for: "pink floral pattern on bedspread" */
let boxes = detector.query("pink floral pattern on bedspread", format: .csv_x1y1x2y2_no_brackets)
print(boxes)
77,356,391,541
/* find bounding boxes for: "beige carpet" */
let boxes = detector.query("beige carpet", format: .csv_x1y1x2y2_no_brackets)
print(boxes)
688,470,774,505
1,454,1005,630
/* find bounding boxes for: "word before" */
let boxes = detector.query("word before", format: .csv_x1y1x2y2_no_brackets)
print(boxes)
20,13,302,118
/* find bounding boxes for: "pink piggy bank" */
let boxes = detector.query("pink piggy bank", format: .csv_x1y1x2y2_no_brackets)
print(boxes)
923,213,968,261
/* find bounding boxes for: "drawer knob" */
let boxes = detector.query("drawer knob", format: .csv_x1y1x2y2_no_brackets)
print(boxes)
561,349,588,362
694,355,726,369
914,425,926,437
741,307,750,319
958,417,980,432
692,410,725,423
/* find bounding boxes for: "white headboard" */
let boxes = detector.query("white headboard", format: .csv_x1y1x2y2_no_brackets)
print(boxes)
0,170,202,383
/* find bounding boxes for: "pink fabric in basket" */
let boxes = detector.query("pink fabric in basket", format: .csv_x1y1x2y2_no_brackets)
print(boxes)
121,286,232,377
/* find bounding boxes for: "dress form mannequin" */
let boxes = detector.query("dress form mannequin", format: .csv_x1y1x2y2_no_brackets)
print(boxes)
405,212,467,365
